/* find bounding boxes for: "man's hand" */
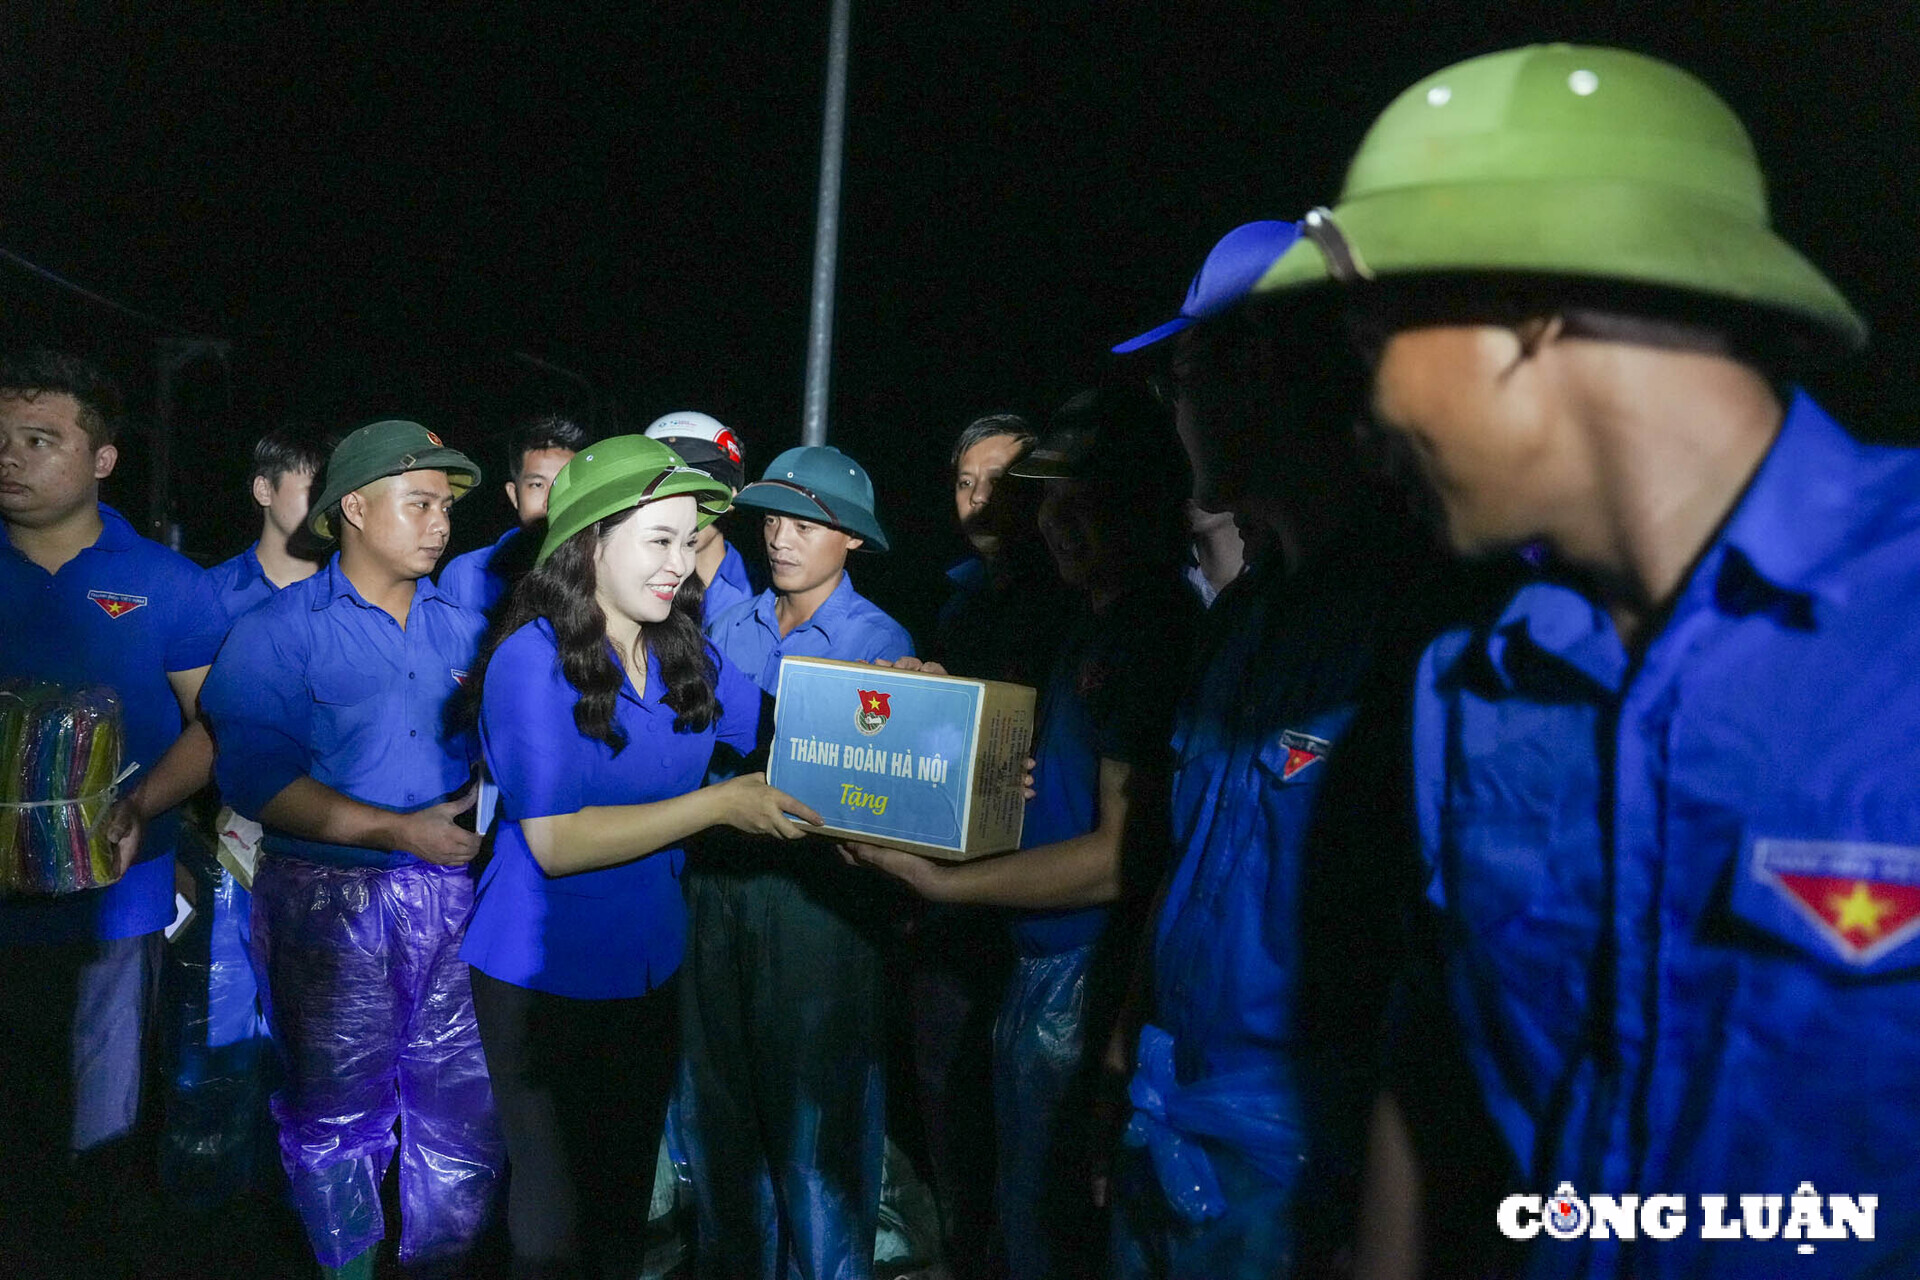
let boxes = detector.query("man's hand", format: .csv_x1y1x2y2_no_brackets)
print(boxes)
393,789,483,866
870,656,949,676
840,840,951,899
99,795,146,879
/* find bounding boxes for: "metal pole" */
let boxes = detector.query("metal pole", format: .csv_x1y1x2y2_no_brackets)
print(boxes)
801,0,852,447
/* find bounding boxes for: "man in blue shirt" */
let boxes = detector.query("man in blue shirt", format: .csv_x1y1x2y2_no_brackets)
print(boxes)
1098,221,1476,1278
1254,46,1910,1278
201,420,503,1279
644,409,758,623
207,427,327,622
0,349,226,1266
167,427,326,1207
684,445,914,1279
437,412,586,616
851,388,1201,1280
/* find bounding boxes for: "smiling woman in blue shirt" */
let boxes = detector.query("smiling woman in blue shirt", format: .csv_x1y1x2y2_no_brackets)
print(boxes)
1251,45,1918,1280
460,435,820,1279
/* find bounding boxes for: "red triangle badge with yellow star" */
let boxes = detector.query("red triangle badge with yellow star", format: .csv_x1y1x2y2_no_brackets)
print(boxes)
88,589,149,619
1750,838,1920,967
1278,729,1331,781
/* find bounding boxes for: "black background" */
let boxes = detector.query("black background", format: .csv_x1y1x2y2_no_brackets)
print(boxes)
4,2,1916,634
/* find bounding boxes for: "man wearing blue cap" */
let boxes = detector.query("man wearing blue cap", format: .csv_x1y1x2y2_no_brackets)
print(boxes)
681,444,914,1278
1095,221,1477,1279
201,420,504,1279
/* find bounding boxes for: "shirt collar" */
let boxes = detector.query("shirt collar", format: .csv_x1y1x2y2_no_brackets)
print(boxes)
316,555,453,612
1458,392,1868,699
1711,390,1865,607
92,504,141,551
234,542,268,590
752,571,855,641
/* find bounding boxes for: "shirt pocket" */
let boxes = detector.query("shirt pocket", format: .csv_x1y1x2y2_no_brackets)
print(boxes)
1727,831,1920,980
309,667,386,760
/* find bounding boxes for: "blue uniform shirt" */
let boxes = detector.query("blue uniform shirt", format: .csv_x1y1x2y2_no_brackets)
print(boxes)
205,542,290,628
1014,575,1197,955
201,557,485,870
437,526,525,615
1412,393,1920,1277
462,618,760,998
701,539,755,627
0,505,225,942
706,573,914,704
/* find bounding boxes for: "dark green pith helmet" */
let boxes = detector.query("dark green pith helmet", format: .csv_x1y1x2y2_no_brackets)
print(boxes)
1255,44,1865,357
309,420,481,540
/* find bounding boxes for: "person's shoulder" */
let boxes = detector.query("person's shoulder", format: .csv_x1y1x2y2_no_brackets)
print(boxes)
204,549,250,589
439,544,487,576
114,525,210,586
233,570,319,629
216,573,325,670
494,615,557,661
843,588,912,649
485,616,563,687
708,590,764,633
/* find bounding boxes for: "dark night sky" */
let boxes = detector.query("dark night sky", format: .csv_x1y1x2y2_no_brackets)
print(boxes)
4,2,1916,633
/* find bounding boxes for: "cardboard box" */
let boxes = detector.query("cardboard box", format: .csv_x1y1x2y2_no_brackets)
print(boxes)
768,657,1034,861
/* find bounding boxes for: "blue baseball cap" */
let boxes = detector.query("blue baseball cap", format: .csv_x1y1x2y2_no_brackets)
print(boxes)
733,445,890,552
1111,220,1305,354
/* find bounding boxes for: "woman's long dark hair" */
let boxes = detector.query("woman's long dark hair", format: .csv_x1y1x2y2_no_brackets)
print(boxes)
469,506,720,751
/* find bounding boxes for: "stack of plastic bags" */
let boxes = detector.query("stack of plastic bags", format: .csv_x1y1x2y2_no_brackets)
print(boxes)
0,681,128,895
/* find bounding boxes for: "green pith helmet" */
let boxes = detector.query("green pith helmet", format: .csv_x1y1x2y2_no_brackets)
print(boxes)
1255,44,1866,355
309,419,481,540
536,435,733,566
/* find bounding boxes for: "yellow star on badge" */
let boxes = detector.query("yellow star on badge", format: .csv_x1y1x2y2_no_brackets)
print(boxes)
866,694,880,711
1829,881,1891,939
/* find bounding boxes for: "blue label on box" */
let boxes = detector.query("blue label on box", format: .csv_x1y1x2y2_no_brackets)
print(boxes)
770,660,980,850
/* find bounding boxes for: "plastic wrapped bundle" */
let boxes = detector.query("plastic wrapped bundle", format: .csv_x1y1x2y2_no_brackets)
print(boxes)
0,682,130,895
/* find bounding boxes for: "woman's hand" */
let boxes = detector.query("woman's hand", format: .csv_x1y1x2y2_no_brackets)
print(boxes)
839,840,952,900
718,773,825,840
1021,756,1037,800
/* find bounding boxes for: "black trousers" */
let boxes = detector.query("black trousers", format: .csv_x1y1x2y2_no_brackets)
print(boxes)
469,967,678,1280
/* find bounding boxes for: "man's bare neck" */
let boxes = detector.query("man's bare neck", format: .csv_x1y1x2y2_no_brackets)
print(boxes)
5,502,103,575
775,575,840,638
1552,355,1784,645
339,545,420,628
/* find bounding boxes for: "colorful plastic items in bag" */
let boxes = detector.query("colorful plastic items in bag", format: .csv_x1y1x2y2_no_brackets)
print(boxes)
0,681,129,895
